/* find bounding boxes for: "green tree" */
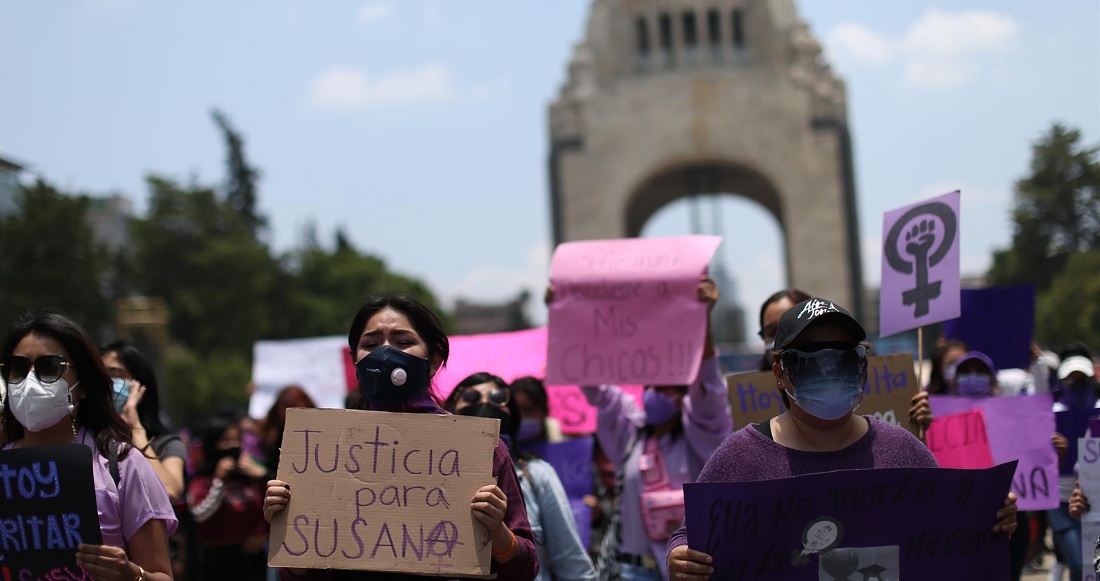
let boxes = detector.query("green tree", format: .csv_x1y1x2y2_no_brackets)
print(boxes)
1034,250,1100,350
0,180,114,333
989,123,1100,289
211,109,264,236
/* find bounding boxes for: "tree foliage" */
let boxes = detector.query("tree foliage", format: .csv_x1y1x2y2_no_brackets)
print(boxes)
0,180,114,334
211,108,264,236
988,123,1100,351
989,123,1100,289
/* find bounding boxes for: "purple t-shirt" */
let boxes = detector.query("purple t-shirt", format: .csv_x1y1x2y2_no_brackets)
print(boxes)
665,416,937,556
75,429,179,547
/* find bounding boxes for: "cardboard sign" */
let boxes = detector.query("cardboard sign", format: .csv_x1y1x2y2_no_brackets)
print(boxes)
879,190,961,337
926,409,995,469
250,336,349,418
268,408,500,576
0,444,102,577
727,354,920,436
684,462,1017,580
929,393,1059,510
942,285,1036,371
546,235,722,386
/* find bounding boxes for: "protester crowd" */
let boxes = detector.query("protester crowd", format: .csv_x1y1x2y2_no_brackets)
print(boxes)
0,279,1097,581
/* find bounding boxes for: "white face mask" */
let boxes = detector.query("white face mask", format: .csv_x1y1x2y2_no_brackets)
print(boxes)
7,374,77,433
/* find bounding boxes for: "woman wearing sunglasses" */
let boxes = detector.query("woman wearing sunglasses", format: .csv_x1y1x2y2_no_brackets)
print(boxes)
262,295,539,580
666,297,1019,579
0,312,176,580
444,373,598,581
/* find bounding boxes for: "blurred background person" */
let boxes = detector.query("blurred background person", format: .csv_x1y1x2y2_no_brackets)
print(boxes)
188,415,269,580
255,384,316,481
446,372,597,581
756,289,810,372
925,338,968,395
510,375,563,450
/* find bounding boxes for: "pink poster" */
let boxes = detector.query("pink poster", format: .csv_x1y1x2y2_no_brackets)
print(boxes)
547,384,644,434
546,235,722,386
879,190,961,337
926,408,995,469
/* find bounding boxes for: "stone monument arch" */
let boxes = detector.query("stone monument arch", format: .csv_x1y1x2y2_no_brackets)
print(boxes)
548,0,865,320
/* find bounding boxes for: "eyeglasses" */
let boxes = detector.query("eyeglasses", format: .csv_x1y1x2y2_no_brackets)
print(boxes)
460,385,510,407
758,323,779,342
779,343,867,384
0,355,75,385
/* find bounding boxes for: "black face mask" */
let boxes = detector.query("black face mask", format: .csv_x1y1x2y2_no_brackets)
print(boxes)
216,446,241,463
356,345,431,404
458,402,514,440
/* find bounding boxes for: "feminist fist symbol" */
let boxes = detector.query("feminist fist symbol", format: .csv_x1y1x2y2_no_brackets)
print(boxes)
884,202,957,318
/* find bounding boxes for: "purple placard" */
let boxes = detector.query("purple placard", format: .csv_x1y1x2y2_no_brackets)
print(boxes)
684,463,1016,579
929,393,1058,510
526,437,595,549
942,285,1036,371
880,190,961,337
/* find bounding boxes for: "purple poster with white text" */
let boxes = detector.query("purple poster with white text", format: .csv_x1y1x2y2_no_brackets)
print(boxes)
929,393,1059,510
879,190,961,337
684,463,1016,580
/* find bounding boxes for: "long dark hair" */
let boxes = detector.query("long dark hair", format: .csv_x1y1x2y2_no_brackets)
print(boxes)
100,340,170,439
1,311,132,458
346,295,450,407
197,417,236,477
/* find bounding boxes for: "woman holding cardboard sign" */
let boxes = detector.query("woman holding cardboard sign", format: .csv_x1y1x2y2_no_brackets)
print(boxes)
0,312,177,580
547,275,732,581
263,295,539,580
665,297,1019,580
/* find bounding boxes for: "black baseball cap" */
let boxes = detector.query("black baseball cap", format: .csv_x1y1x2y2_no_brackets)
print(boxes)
773,297,867,350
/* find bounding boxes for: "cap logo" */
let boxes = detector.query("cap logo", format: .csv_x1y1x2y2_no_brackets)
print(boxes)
797,299,841,321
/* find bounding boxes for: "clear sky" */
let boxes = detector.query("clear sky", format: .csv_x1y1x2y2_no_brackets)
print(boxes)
2,1,1097,344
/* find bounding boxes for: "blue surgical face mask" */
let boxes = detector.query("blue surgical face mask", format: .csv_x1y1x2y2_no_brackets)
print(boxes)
956,373,992,397
643,389,680,426
780,344,867,421
355,345,431,404
517,417,543,443
112,377,130,412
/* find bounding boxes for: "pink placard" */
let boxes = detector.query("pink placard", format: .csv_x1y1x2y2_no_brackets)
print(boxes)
547,384,644,434
926,408,995,469
546,235,722,386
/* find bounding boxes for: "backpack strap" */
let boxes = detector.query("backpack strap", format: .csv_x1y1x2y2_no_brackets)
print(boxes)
107,441,121,488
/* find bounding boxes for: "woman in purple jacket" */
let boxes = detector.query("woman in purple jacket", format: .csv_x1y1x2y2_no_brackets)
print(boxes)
262,295,539,580
571,276,732,581
666,297,1020,579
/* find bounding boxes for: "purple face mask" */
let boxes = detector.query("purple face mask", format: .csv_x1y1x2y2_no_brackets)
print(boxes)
956,373,993,397
643,389,680,426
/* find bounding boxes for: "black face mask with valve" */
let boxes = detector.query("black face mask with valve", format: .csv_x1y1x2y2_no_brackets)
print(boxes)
355,345,431,404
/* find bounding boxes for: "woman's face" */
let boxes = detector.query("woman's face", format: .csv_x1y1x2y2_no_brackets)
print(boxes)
354,307,440,376
513,391,544,423
761,297,796,346
453,382,511,415
101,351,131,381
10,333,84,426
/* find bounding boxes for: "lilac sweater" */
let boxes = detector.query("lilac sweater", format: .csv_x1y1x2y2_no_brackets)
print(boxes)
666,417,938,557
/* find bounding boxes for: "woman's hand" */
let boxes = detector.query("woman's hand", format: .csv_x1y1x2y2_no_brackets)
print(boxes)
668,544,714,580
697,275,719,312
993,492,1018,534
120,380,146,428
1070,483,1090,520
471,484,515,560
75,544,140,580
213,456,236,480
263,480,291,524
908,391,932,430
237,452,268,479
1052,433,1069,460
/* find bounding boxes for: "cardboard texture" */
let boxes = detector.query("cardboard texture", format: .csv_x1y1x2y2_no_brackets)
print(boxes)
268,408,500,577
546,235,722,386
0,444,102,576
726,353,920,437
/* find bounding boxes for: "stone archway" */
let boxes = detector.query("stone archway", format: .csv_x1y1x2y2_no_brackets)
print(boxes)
547,0,865,318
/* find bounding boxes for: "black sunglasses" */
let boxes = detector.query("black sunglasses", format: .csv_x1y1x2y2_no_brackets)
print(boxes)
460,386,510,407
0,355,75,385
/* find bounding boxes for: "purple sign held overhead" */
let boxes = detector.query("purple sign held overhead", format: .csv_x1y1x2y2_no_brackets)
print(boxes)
880,190,961,337
942,285,1036,371
684,463,1016,580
